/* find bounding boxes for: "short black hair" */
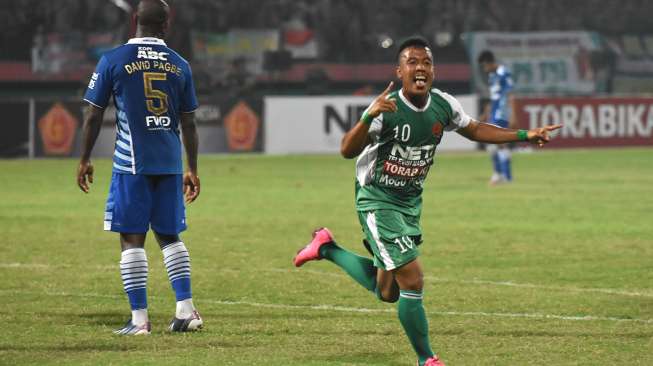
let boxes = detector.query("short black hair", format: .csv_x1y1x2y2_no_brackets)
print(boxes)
396,36,432,61
477,50,495,64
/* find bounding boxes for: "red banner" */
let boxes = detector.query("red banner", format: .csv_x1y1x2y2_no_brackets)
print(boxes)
514,97,653,148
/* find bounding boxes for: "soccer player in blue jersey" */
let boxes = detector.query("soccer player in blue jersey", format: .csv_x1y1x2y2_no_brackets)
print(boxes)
77,0,202,335
478,50,515,184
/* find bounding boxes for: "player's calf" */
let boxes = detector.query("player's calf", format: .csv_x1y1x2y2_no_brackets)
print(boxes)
160,240,204,329
118,247,150,335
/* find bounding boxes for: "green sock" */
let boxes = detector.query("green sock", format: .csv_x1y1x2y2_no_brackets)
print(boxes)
398,290,434,365
319,243,377,292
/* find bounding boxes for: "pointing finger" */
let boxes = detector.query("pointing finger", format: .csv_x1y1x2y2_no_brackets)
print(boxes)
546,124,563,131
381,81,394,96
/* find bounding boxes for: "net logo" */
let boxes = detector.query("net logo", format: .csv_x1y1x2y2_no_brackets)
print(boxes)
390,143,436,160
146,115,171,127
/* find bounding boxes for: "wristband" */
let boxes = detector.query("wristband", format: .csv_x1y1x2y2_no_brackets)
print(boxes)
517,129,528,141
361,111,374,125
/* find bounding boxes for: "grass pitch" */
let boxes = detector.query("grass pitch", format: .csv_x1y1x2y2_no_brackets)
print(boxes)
1,148,652,365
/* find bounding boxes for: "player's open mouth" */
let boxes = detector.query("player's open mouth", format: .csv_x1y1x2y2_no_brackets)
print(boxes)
414,75,427,87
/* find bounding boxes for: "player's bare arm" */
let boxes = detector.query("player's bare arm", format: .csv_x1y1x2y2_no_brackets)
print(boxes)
457,121,562,147
77,104,105,193
180,111,200,203
340,81,397,159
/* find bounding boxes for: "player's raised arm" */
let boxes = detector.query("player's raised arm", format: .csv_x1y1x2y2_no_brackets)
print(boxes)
77,104,105,193
340,81,397,159
180,111,200,203
457,120,562,147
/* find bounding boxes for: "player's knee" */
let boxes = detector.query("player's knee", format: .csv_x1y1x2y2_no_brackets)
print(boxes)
154,231,181,248
398,272,424,291
408,277,424,291
121,242,143,251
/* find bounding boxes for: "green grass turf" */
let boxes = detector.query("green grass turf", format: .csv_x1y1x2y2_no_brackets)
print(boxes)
0,148,652,365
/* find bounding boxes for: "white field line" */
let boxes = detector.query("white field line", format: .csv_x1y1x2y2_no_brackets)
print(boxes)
270,268,653,299
3,262,653,299
3,289,652,325
0,262,115,270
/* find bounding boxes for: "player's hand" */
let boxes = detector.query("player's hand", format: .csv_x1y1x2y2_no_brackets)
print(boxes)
77,160,94,193
366,81,398,118
527,124,562,147
183,171,200,203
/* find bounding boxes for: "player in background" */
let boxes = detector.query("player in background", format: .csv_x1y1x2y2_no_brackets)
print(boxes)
478,50,516,184
293,37,560,366
77,0,202,335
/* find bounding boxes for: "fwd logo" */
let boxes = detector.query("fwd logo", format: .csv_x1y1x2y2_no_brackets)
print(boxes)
146,115,171,127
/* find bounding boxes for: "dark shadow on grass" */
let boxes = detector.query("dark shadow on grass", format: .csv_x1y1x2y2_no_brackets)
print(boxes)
77,311,127,326
0,343,137,352
13,310,127,327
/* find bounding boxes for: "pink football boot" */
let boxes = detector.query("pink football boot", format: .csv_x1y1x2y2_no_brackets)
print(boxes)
422,356,445,366
293,228,334,267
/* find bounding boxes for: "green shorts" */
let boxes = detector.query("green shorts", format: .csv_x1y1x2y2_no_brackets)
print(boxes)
357,209,422,271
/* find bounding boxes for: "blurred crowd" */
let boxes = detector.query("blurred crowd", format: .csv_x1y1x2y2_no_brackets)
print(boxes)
175,0,653,62
1,0,652,63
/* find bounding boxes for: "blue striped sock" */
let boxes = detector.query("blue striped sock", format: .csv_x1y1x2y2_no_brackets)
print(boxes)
497,149,512,181
120,248,148,310
162,242,192,301
491,151,501,174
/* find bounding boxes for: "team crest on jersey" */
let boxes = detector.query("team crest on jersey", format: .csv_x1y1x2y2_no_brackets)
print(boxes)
432,122,443,137
432,122,444,144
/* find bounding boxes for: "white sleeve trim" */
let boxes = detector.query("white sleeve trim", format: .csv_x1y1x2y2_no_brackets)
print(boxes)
432,89,472,131
83,99,106,109
361,103,384,141
368,114,383,141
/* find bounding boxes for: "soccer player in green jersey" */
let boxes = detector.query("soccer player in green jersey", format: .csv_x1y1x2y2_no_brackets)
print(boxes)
293,36,561,366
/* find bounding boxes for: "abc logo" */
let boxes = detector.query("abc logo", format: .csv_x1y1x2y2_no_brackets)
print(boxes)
137,50,169,61
146,115,171,127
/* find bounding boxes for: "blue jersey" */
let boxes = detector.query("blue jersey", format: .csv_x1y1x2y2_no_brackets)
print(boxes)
488,65,513,125
84,37,198,175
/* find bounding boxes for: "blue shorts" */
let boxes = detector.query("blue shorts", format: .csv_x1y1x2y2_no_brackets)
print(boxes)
104,173,186,235
491,119,509,128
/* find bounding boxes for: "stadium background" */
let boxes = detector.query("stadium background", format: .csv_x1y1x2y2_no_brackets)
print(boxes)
0,1,652,365
1,0,652,157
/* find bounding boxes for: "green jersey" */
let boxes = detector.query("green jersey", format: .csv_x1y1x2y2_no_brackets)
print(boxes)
355,88,472,216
